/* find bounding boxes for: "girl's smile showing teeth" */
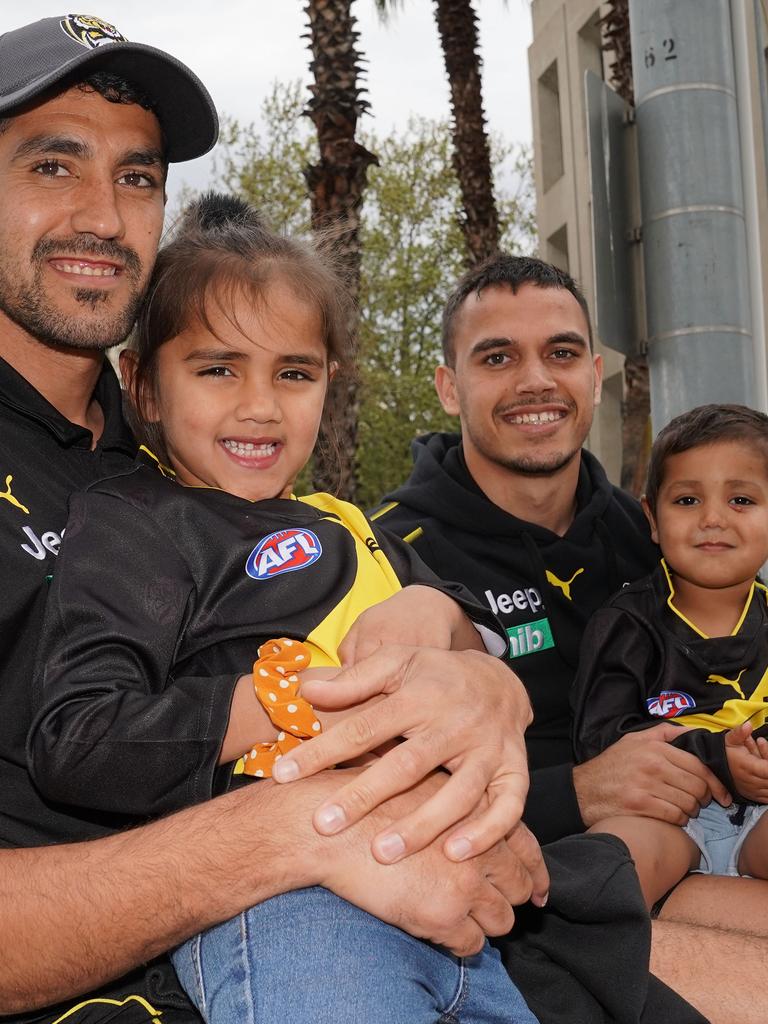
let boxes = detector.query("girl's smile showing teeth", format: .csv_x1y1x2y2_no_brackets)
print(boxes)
221,438,281,465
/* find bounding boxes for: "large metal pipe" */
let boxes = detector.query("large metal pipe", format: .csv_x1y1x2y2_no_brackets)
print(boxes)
629,0,754,430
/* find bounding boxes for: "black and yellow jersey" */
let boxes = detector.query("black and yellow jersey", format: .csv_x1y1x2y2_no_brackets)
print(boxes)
28,457,502,823
573,560,768,800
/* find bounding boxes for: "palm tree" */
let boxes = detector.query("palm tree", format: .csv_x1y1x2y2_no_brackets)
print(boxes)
600,0,650,496
432,0,499,265
304,0,378,500
376,0,500,266
600,0,633,105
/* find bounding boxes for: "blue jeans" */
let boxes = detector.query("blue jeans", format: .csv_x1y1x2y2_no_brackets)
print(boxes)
172,886,538,1023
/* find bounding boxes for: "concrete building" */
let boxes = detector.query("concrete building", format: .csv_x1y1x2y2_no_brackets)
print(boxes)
528,0,768,483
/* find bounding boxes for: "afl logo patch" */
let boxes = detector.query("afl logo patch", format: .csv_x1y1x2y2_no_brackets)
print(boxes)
647,691,696,718
246,529,322,580
60,15,127,49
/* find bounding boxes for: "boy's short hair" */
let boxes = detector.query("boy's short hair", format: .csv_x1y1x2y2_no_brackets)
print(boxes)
644,404,768,513
440,253,593,367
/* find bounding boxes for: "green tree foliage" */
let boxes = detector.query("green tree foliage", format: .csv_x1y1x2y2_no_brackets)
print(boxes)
214,82,314,235
212,82,536,504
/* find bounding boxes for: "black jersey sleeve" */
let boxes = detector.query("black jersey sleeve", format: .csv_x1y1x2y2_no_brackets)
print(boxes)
571,606,663,762
524,762,585,842
27,490,239,818
371,523,507,652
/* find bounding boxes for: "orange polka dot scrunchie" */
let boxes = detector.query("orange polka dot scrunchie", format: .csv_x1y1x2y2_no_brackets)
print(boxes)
240,638,322,778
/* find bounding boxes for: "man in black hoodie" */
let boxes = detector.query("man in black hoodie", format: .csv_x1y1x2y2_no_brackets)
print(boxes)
373,254,730,843
373,255,768,1022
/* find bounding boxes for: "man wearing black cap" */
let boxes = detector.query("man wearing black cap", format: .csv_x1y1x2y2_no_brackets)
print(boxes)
0,14,546,1023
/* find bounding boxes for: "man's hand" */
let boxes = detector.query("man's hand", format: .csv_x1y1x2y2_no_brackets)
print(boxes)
725,723,768,802
272,645,539,873
313,771,548,955
573,724,731,827
338,586,481,666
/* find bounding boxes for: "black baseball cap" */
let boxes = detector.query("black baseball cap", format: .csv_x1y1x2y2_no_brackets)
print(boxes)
0,14,218,162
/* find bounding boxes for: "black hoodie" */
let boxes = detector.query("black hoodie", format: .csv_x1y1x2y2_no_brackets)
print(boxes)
372,433,659,842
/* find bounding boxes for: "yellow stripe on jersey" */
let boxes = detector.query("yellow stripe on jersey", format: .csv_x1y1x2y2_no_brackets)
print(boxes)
369,500,398,521
675,664,768,733
51,995,162,1024
297,493,403,667
661,558,756,638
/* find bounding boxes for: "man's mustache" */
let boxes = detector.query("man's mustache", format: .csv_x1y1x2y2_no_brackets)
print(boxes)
495,397,576,416
32,237,143,280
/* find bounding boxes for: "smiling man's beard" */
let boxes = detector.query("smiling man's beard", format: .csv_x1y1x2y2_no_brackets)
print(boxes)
487,396,583,475
0,237,146,351
464,418,583,476
497,448,581,476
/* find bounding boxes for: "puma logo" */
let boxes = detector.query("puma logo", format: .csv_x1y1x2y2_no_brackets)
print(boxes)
707,669,746,700
545,568,584,601
0,474,29,515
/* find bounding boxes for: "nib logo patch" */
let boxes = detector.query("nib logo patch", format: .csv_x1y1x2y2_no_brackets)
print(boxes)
246,529,322,580
506,617,555,659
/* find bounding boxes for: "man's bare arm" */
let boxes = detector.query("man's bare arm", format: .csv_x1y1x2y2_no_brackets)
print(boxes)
0,770,542,1014
0,781,318,1013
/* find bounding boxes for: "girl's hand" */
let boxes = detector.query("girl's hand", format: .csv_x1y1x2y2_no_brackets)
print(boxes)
338,586,482,666
725,723,768,802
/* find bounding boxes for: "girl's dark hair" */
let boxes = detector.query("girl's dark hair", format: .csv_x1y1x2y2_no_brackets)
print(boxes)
644,403,768,513
127,191,353,468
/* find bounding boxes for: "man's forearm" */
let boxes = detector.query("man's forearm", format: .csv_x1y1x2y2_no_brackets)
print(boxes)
0,779,327,1013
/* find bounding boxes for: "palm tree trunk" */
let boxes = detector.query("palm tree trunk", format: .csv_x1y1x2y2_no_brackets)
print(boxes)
304,0,378,501
433,0,499,265
601,0,651,496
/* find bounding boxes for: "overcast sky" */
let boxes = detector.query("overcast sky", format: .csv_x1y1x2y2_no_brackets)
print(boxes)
11,2,534,201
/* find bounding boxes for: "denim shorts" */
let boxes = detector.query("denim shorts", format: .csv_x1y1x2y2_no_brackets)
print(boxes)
683,800,768,875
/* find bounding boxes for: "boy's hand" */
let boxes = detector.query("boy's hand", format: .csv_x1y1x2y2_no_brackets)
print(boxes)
338,586,482,666
725,723,768,802
725,721,768,760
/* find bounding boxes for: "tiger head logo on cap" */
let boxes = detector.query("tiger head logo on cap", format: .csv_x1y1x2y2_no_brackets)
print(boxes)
59,14,127,50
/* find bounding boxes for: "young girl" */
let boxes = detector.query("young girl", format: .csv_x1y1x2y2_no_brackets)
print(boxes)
572,404,768,909
28,194,537,1024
